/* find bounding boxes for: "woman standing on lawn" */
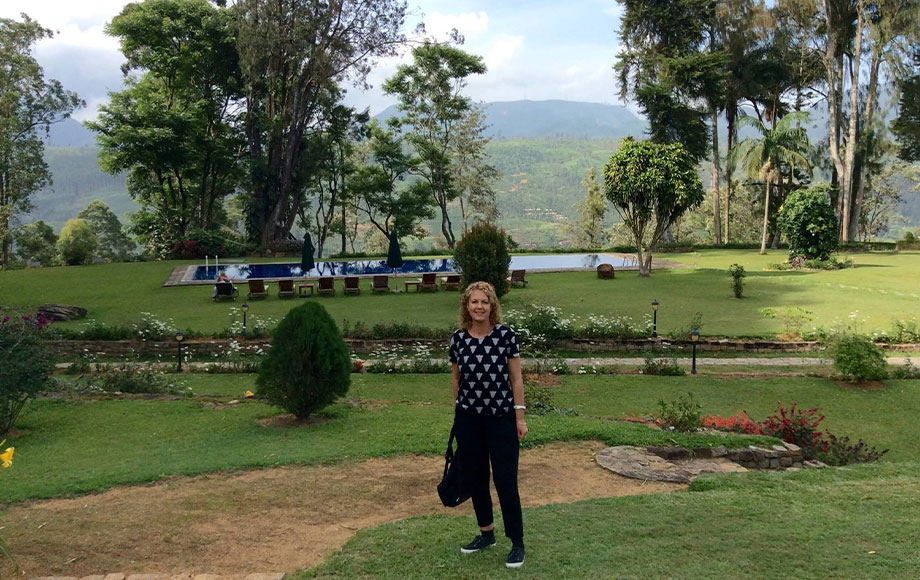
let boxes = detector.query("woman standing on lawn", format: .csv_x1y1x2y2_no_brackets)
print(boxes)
449,280,528,568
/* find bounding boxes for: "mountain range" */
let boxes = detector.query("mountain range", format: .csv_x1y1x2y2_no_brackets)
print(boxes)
47,99,648,147
28,100,919,244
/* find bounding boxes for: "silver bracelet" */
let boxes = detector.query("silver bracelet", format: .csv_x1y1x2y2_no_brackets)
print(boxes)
513,405,526,410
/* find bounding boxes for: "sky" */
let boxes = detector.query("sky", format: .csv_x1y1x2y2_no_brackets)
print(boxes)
1,0,628,122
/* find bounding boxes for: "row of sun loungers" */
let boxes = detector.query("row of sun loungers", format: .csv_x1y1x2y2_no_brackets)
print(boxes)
213,271,527,300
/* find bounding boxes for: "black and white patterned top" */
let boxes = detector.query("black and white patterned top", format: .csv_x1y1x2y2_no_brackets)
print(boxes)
449,324,521,416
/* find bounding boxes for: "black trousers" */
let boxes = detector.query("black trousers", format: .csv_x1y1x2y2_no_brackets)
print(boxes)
454,409,524,544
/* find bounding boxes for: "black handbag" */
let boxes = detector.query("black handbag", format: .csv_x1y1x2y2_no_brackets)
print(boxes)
437,425,471,507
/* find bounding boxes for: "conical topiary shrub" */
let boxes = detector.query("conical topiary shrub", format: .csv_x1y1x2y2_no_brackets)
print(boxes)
453,223,511,297
256,301,351,419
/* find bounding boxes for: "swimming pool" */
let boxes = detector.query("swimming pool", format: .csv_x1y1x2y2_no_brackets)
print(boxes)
188,253,632,281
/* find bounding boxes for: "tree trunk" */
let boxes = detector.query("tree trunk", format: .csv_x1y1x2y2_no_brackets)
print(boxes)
636,245,649,277
840,6,865,242
710,105,722,245
822,0,848,241
439,198,456,248
760,180,770,255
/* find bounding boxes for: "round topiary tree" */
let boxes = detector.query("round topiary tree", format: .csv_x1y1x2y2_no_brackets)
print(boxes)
57,218,98,265
256,301,351,419
776,185,838,261
453,223,511,297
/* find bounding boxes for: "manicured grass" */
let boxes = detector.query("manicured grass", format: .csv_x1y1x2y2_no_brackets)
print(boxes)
4,380,766,502
354,374,920,462
1,250,919,337
299,461,920,578
9,372,918,502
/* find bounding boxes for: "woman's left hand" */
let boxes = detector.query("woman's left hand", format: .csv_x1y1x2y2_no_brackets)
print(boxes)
517,419,528,441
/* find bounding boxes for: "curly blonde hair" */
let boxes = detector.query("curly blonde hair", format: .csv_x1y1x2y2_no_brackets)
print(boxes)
458,281,503,330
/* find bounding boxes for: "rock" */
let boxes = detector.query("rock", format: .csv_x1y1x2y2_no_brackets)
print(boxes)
596,263,615,279
39,303,87,321
646,446,691,460
804,460,828,469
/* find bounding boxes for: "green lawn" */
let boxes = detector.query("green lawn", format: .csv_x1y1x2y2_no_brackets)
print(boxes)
300,461,920,579
1,249,919,337
8,372,920,502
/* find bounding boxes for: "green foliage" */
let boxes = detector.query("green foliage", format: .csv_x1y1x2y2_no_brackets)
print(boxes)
0,313,55,433
504,305,575,350
57,218,98,265
642,354,685,376
77,200,135,262
566,167,608,250
819,433,888,466
383,40,487,248
892,53,920,162
71,363,190,396
729,263,745,298
452,222,511,297
523,380,578,416
777,185,838,260
656,392,702,432
603,138,704,275
348,120,434,239
831,334,888,382
256,302,351,419
90,0,243,255
237,0,405,246
0,15,82,266
12,220,58,266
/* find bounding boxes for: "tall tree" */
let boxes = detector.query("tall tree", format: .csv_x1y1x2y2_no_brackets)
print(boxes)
452,104,499,232
566,167,608,250
0,15,82,266
603,138,705,276
297,93,365,258
891,53,920,162
235,0,406,248
820,0,920,241
89,0,243,256
383,41,487,249
348,120,434,239
77,200,135,262
615,0,720,164
731,110,812,254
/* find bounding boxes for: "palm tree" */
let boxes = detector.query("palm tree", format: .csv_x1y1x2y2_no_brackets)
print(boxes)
730,110,812,254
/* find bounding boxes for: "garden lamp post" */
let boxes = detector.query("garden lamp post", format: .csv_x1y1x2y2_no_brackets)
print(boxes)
175,330,185,373
241,303,249,329
689,330,700,375
651,299,659,337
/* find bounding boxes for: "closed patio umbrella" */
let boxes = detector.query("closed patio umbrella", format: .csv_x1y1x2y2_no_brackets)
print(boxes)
386,229,403,277
301,234,315,275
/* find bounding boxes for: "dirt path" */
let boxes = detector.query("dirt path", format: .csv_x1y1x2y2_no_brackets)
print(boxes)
2,441,682,577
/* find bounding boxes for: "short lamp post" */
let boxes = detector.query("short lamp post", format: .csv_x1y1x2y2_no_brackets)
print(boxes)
651,299,659,337
689,330,700,375
175,330,185,373
241,302,250,329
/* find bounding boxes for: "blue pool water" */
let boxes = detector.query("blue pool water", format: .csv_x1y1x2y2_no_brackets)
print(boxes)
191,253,631,281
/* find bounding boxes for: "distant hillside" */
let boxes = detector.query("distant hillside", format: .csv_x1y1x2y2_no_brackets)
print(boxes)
376,99,647,140
46,118,96,148
26,147,132,231
24,101,918,246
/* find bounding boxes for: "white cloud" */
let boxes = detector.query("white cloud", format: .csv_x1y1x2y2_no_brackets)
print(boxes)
422,11,489,42
484,35,523,70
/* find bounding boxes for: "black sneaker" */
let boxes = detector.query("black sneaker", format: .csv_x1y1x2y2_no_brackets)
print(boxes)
506,544,525,568
460,534,496,554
